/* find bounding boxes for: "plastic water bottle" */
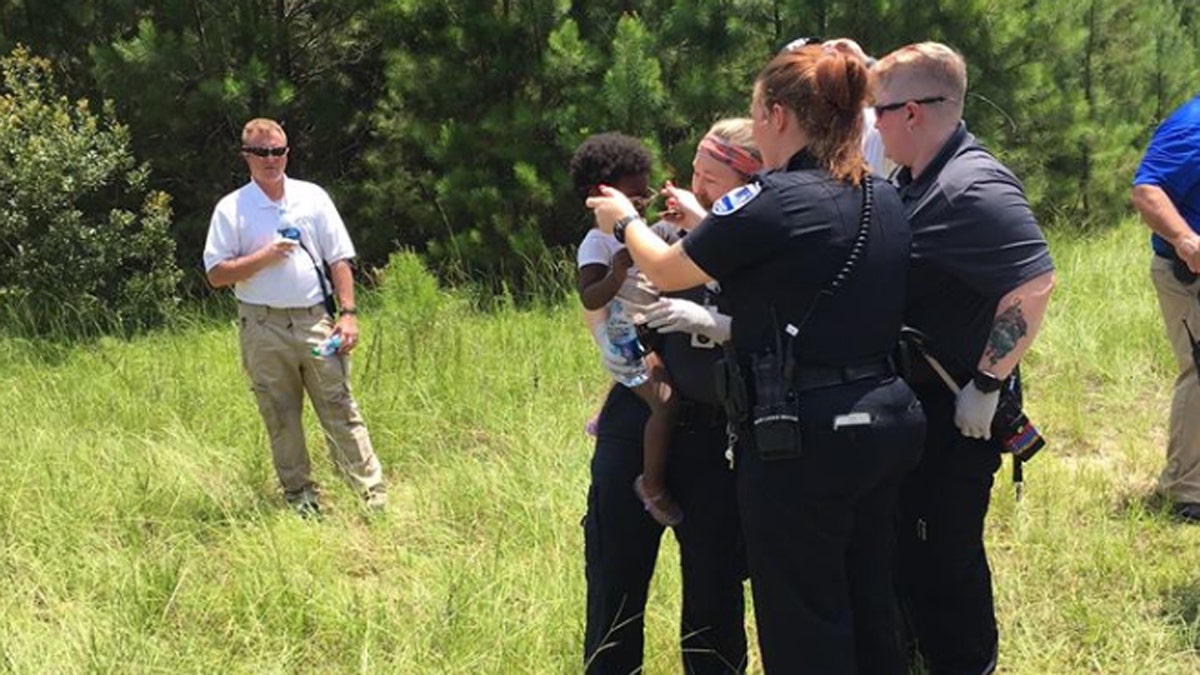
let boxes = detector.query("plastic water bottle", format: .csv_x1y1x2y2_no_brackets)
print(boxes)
606,299,649,387
312,333,342,357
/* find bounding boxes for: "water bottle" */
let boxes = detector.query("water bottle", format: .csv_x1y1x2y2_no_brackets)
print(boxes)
312,333,342,357
606,299,649,387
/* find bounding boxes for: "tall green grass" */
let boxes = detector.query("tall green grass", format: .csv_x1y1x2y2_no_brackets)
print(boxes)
0,228,1197,673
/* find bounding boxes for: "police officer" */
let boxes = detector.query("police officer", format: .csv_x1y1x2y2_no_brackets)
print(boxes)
589,46,925,674
872,43,1056,674
581,120,761,674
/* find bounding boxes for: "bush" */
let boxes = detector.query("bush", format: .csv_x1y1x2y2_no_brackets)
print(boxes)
0,46,181,337
375,250,446,339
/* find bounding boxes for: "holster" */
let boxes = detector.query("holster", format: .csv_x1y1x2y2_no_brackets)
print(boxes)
1171,256,1199,285
992,375,1045,460
713,343,749,424
900,327,1046,461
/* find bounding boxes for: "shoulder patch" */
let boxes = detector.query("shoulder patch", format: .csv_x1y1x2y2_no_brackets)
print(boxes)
711,183,763,216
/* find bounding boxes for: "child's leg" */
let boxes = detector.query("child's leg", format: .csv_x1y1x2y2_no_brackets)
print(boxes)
632,369,675,491
630,354,682,525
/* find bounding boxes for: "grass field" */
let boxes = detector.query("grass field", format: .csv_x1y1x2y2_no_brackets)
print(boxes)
0,224,1197,674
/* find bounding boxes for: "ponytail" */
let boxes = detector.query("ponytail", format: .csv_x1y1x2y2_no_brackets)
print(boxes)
757,45,870,184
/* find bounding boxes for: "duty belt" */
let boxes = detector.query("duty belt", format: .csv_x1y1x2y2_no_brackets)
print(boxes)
793,358,894,393
674,398,726,428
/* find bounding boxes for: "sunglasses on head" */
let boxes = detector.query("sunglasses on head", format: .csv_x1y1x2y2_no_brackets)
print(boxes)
781,36,823,53
241,146,289,157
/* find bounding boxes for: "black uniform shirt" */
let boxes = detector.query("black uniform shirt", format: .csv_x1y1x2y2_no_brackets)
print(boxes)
895,122,1054,373
651,223,728,407
683,149,912,366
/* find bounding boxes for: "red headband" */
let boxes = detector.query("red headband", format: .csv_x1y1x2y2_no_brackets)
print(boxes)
698,135,762,179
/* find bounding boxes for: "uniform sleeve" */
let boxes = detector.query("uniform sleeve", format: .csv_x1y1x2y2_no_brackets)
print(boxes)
927,168,1054,298
577,229,617,269
682,186,785,282
202,201,237,273
315,188,356,264
1133,116,1200,202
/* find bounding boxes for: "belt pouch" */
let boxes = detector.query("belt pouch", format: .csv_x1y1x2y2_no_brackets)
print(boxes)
714,349,750,423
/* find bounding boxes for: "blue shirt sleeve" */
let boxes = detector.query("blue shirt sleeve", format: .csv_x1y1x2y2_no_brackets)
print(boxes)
1134,112,1200,203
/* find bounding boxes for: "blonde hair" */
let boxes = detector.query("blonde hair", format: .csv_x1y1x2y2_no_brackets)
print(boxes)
705,118,761,163
241,118,287,145
874,42,967,118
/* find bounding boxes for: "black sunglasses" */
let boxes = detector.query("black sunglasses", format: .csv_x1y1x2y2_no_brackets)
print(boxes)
241,146,289,157
873,96,949,117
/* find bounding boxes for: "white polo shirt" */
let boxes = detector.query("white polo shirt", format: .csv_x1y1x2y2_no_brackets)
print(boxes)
203,177,356,308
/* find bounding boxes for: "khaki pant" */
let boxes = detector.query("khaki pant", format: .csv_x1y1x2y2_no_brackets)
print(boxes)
237,302,384,499
1150,256,1200,503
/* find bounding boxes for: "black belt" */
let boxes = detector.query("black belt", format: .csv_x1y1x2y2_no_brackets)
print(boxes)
793,358,894,393
1154,249,1200,284
674,398,726,428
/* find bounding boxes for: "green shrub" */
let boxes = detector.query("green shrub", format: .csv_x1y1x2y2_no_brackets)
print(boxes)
376,250,445,336
0,46,181,337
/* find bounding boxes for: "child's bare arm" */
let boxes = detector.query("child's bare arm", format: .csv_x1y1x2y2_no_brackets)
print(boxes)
577,249,634,311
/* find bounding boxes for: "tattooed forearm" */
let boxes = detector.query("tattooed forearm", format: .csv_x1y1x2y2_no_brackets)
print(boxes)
984,299,1028,366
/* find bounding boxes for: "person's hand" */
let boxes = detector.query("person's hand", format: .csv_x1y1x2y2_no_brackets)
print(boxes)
585,186,638,234
591,322,642,382
660,182,707,230
954,381,1000,440
643,298,731,342
334,313,359,354
259,239,297,265
611,248,634,277
1175,232,1200,274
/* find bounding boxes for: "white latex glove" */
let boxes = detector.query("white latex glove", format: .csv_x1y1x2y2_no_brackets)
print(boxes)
954,381,1000,440
591,322,642,383
643,298,731,343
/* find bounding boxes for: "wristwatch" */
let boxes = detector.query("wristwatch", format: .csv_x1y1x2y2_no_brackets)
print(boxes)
972,370,1003,394
339,307,357,317
613,213,640,244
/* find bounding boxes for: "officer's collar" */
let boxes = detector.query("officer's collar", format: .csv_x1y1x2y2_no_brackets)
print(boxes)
895,122,968,191
783,147,821,172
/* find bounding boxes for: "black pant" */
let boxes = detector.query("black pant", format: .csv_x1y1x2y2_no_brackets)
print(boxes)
896,384,1003,675
584,385,747,675
739,377,925,674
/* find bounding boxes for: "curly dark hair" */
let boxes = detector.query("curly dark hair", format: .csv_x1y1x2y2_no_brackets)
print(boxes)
568,132,653,201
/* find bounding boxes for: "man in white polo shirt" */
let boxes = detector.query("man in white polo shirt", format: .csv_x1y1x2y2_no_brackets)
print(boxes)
203,117,386,516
